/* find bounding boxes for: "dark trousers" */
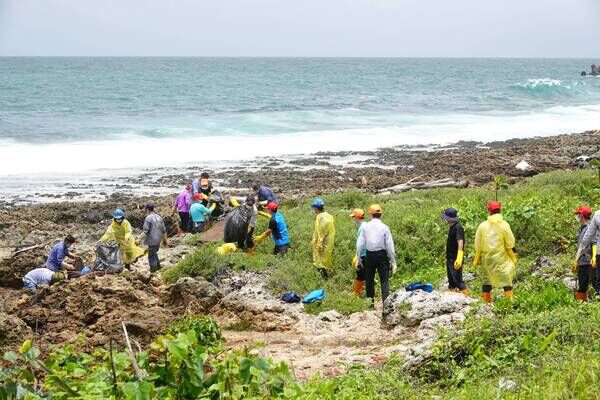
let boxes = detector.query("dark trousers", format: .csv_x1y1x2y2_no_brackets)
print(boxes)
178,212,191,232
365,250,390,304
192,221,205,234
274,244,289,256
482,284,512,292
238,227,255,250
356,256,366,281
446,259,467,290
577,264,600,294
148,245,160,272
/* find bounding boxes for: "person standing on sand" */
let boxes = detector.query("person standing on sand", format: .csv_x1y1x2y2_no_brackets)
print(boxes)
473,201,517,302
100,209,145,268
356,204,397,307
441,208,469,295
138,202,167,273
350,208,367,296
45,234,80,272
173,184,192,235
311,198,335,279
573,205,599,301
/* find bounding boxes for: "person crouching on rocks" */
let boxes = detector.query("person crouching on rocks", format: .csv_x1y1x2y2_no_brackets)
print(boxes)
473,201,517,303
190,193,214,233
100,208,145,269
23,268,65,292
45,234,80,272
573,205,599,301
137,202,167,273
441,208,469,295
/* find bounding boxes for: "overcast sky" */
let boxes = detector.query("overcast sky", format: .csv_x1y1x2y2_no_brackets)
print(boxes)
0,0,598,57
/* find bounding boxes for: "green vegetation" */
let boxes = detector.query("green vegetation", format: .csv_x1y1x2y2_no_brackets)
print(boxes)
3,169,600,398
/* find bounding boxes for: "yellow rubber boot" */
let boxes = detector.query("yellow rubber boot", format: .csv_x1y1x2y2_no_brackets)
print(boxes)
460,289,469,296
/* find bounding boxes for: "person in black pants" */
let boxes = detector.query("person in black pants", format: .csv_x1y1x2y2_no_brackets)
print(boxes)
356,204,397,308
441,207,469,295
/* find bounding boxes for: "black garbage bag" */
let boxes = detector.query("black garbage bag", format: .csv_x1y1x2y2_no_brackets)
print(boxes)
93,242,124,274
223,206,251,244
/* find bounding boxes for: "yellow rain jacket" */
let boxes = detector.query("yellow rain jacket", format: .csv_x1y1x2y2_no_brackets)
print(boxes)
474,214,516,287
100,219,145,264
312,211,335,270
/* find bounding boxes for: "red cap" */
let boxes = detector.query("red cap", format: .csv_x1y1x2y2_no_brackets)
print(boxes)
575,205,592,218
266,202,279,212
487,201,501,213
193,193,203,201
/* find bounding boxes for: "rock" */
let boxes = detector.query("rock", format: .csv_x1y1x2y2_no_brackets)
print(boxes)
382,290,476,328
562,276,577,291
515,160,530,171
318,310,343,322
499,378,517,391
163,277,222,313
0,311,32,351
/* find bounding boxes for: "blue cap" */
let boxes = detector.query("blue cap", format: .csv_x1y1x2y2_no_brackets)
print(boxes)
113,208,125,219
81,266,92,274
311,198,325,208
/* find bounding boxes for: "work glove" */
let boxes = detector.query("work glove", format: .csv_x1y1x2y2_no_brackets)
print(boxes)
506,248,518,264
253,231,269,244
593,245,598,269
472,251,481,268
352,256,357,269
454,250,464,270
390,261,397,275
572,260,578,273
316,241,323,252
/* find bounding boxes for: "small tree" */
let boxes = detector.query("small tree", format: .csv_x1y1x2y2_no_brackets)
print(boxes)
493,175,509,201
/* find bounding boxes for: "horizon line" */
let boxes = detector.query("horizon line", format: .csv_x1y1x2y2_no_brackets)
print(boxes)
0,55,599,59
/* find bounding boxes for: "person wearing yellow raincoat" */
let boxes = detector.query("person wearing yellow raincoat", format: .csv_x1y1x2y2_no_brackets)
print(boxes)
311,198,335,279
100,208,145,267
473,201,517,302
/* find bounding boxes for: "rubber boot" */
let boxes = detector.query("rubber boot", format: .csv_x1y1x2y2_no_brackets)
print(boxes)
503,289,513,298
353,280,364,296
482,292,492,303
576,291,588,302
460,289,470,296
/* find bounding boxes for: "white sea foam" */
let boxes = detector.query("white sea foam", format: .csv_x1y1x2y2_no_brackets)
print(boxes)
1,103,600,177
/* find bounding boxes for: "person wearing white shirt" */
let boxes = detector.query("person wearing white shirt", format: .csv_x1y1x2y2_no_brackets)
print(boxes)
356,204,397,307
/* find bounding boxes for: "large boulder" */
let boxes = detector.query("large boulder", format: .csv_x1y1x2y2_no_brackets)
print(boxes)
163,277,222,312
382,289,476,328
0,311,32,352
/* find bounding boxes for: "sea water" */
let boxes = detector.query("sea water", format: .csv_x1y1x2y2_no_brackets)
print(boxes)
0,58,599,201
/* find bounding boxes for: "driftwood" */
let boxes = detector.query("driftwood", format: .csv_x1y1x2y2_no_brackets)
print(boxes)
122,322,148,380
11,243,48,257
378,178,469,194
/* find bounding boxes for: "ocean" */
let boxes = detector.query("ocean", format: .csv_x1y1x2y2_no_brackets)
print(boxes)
0,57,599,203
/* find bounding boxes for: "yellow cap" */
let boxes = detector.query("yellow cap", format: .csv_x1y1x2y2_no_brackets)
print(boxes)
369,204,382,215
349,208,365,219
